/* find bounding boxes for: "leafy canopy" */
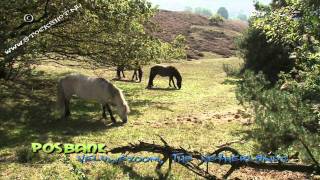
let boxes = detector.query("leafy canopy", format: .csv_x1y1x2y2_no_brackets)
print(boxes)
0,0,185,79
236,0,320,164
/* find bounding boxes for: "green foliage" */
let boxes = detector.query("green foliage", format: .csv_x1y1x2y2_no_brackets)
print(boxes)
217,7,229,19
237,13,248,21
172,34,187,59
236,27,293,83
236,71,319,163
16,146,41,163
63,155,87,180
209,14,225,26
222,63,241,77
237,0,320,164
0,0,180,80
194,7,212,17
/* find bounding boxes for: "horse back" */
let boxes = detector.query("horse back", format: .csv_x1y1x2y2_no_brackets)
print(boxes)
60,74,112,103
151,65,177,77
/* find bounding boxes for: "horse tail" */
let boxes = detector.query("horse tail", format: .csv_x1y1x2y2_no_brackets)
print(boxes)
57,79,66,114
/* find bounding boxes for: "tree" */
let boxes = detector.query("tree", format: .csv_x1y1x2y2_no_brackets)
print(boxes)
236,27,293,83
194,7,212,17
172,34,187,59
217,7,229,19
271,0,289,8
237,0,320,164
237,13,248,21
0,0,181,80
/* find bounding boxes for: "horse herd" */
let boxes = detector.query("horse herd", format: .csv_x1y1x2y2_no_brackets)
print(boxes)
57,65,182,124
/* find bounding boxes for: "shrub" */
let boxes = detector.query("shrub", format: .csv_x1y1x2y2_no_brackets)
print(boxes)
209,14,224,26
222,63,241,77
236,71,320,163
198,52,204,57
16,146,40,163
236,0,320,165
236,27,293,83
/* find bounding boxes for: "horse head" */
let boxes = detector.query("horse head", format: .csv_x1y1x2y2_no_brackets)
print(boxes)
117,102,130,123
114,90,130,123
176,72,182,89
177,78,182,89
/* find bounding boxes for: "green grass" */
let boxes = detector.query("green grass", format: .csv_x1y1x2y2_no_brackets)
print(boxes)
0,57,257,179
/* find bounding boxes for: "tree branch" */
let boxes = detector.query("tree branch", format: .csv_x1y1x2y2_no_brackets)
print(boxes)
107,137,320,179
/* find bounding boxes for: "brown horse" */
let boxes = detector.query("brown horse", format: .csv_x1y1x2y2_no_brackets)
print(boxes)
147,65,182,89
116,65,143,82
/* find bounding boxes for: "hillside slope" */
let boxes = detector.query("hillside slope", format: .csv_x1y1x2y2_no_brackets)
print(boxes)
151,10,248,59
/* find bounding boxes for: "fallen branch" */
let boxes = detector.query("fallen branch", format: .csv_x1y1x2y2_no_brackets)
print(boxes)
107,137,320,179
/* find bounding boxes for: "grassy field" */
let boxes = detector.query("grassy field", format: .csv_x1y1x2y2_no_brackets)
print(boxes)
0,57,305,179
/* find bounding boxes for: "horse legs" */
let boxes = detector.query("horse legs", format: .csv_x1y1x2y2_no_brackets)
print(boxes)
138,68,143,82
117,66,125,79
172,78,177,89
64,99,70,118
105,103,116,123
116,67,121,79
121,70,125,78
132,70,137,81
169,76,176,88
102,104,107,119
147,71,156,88
135,70,139,81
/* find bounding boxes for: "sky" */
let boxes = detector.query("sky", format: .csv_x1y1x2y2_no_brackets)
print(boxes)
147,0,272,17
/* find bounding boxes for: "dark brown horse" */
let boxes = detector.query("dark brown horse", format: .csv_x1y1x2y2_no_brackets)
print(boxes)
116,65,143,82
147,65,182,89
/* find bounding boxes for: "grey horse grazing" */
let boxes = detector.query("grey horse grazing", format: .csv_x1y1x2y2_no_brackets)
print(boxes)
147,65,182,89
57,73,130,123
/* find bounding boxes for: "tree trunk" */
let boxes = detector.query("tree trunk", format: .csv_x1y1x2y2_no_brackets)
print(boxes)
0,64,6,80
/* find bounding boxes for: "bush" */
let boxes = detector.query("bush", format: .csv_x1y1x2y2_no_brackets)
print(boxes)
237,71,320,163
198,52,204,57
236,27,293,83
236,0,320,165
16,146,40,163
15,146,58,163
209,14,224,26
222,63,241,77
